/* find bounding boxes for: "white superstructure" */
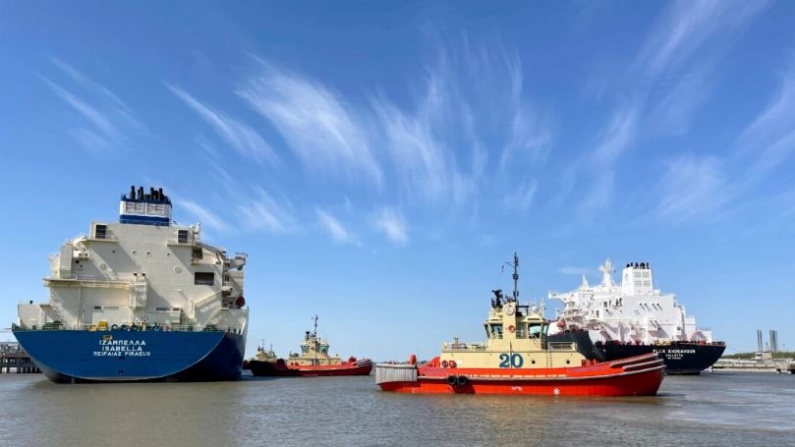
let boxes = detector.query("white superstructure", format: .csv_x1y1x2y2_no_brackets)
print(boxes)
547,259,714,344
17,186,248,336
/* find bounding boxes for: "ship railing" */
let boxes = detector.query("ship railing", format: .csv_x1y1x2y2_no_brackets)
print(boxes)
14,322,244,334
441,344,487,353
43,275,131,288
375,363,417,384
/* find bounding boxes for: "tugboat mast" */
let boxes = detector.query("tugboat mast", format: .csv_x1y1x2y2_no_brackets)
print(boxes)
312,314,319,363
511,252,519,301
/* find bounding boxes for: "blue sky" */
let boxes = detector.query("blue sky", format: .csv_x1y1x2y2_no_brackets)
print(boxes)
1,1,794,360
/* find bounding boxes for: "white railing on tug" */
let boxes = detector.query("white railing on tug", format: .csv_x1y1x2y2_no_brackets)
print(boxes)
440,341,576,353
14,322,244,334
375,363,417,385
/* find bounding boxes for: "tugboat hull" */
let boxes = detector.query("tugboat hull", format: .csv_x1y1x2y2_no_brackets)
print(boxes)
377,353,665,396
249,358,373,377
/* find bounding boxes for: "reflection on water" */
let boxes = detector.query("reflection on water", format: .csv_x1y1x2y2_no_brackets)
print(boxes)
1,372,793,447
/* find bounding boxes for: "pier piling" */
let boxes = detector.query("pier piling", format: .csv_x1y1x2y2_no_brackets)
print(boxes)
1,342,40,374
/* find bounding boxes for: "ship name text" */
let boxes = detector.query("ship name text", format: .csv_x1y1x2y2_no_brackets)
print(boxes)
93,339,151,357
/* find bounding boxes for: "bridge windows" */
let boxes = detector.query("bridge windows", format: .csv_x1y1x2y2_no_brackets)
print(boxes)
194,272,214,286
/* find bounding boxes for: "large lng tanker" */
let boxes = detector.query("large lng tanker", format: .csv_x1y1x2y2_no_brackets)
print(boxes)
376,254,665,396
546,259,725,375
12,186,249,383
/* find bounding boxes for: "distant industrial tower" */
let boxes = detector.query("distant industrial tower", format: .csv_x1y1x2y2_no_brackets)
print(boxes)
757,330,763,352
770,330,778,353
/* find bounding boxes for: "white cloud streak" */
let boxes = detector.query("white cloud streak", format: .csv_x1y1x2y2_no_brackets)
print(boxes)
592,104,639,166
636,0,770,75
656,155,726,222
372,207,408,245
645,67,710,136
41,60,147,153
41,77,123,141
316,208,355,245
237,61,381,184
373,98,471,204
578,171,615,214
168,85,278,166
502,179,538,211
237,187,297,233
733,67,795,181
51,58,144,131
180,200,231,232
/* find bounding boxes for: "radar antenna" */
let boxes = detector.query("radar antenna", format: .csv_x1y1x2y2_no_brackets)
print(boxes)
598,258,616,287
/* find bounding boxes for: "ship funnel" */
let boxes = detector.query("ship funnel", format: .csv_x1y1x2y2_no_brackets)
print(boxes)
119,185,172,226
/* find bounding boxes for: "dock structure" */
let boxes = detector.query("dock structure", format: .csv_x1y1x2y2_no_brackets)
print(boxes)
712,357,795,374
1,342,40,374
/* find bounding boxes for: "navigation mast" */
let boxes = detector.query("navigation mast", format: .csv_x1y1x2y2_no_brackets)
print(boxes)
511,252,519,301
312,314,319,364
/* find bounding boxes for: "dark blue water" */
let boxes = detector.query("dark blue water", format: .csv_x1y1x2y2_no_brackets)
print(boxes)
1,371,793,446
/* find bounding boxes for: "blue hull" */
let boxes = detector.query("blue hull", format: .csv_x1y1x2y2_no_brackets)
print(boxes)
12,329,245,383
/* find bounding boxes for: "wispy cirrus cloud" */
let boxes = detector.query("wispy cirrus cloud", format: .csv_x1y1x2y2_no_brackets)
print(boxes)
579,171,615,214
733,63,795,181
592,103,640,166
237,186,297,233
576,103,637,214
41,60,145,153
51,58,144,131
373,97,472,204
42,78,122,139
498,55,552,171
372,207,408,245
502,179,538,211
500,103,552,171
168,85,278,166
180,200,231,232
656,155,726,222
645,66,711,137
373,40,549,207
316,208,356,245
635,0,770,75
237,60,381,185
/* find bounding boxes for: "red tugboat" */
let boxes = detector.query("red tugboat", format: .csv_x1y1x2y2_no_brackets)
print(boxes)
248,315,372,377
376,253,666,396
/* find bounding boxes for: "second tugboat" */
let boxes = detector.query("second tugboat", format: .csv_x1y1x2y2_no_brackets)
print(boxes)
248,315,372,377
376,253,665,396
